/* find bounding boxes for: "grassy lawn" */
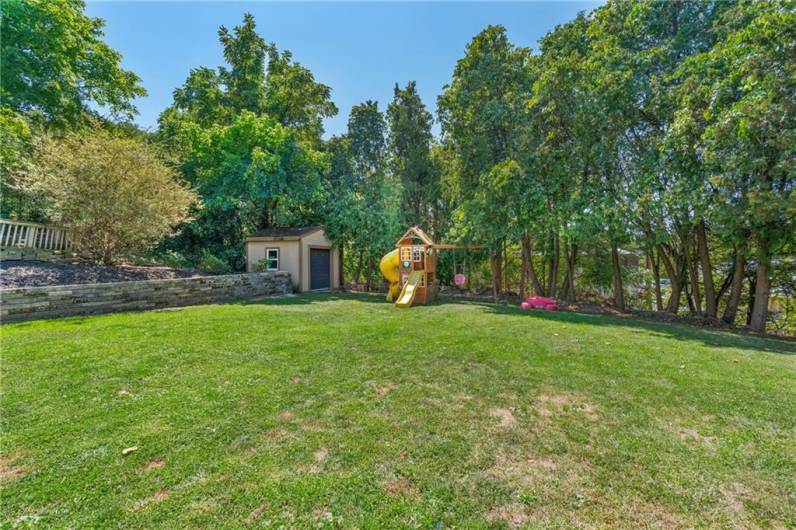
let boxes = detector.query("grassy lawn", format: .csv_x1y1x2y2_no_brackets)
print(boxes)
2,294,794,528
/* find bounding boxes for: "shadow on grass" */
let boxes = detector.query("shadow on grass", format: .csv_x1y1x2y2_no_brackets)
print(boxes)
248,292,796,356
11,292,794,356
450,299,796,356
244,291,387,306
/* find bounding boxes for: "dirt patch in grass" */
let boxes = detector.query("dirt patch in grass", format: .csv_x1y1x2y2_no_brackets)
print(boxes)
382,477,420,499
488,452,565,486
115,388,133,397
678,427,717,448
309,446,329,474
143,459,165,471
289,376,302,384
262,428,289,440
490,407,516,428
485,503,531,528
663,417,718,450
244,503,269,525
0,453,26,481
278,410,294,420
133,488,169,511
719,482,751,520
373,382,397,396
612,497,685,529
535,392,599,421
528,456,560,471
313,447,328,463
299,421,325,432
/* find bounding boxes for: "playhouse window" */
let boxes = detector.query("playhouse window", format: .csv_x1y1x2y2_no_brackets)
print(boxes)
265,248,279,271
400,247,412,261
412,246,424,262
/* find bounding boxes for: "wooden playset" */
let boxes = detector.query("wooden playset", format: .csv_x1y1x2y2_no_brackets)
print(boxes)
380,226,479,308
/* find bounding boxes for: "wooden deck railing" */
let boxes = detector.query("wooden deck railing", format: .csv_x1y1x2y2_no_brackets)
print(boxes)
0,219,72,252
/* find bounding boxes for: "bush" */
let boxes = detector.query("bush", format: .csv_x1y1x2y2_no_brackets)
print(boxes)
157,250,191,270
196,250,230,274
253,258,272,273
26,128,198,264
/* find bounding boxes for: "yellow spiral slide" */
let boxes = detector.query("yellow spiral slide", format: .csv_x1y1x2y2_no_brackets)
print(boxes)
379,249,422,307
379,248,402,302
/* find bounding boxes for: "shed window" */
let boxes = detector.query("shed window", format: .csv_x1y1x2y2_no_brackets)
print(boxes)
265,248,279,271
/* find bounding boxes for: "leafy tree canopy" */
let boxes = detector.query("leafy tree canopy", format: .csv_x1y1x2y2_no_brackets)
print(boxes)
1,0,145,127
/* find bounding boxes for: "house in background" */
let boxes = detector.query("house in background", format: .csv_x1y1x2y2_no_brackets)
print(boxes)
245,226,340,292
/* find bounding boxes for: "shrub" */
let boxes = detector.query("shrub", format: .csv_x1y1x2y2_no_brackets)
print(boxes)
196,250,230,274
253,258,272,273
157,250,191,270
26,128,198,264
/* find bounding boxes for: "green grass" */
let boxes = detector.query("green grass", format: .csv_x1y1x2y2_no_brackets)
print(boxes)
2,294,795,528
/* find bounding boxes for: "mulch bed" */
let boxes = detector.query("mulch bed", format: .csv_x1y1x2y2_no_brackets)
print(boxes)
0,260,206,289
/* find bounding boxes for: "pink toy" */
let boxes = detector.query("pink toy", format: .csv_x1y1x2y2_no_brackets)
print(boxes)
521,296,559,311
454,273,466,287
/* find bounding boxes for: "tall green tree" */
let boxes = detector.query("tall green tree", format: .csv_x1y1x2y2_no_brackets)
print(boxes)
387,81,436,229
158,13,336,146
438,25,533,297
1,0,145,127
164,112,326,270
1,0,146,221
345,101,401,288
675,1,796,331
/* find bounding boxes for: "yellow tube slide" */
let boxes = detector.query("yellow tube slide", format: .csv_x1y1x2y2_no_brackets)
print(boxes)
379,248,402,302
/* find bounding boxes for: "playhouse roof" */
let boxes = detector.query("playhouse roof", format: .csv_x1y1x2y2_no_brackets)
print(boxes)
397,226,434,246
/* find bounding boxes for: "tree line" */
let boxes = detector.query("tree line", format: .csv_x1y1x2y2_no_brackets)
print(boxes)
2,0,794,333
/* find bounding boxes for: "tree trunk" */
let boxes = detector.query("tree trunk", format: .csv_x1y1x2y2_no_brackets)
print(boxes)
490,251,501,302
648,248,663,311
521,235,545,296
560,243,578,302
519,246,527,301
683,231,702,315
365,257,373,292
659,243,683,314
610,241,625,311
749,239,770,333
338,243,345,290
547,233,559,298
696,220,717,317
746,274,756,326
722,247,745,325
354,252,364,284
503,242,509,295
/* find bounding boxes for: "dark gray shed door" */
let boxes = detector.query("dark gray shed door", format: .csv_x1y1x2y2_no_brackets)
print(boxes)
310,248,331,290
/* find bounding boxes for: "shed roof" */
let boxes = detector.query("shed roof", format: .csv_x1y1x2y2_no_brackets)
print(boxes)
246,226,323,240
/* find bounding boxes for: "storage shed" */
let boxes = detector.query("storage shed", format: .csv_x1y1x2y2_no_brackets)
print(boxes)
245,226,340,292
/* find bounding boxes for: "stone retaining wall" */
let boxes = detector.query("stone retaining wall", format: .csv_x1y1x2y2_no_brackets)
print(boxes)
1,272,291,323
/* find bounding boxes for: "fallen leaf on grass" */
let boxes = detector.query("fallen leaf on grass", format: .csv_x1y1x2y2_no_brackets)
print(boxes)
122,446,138,456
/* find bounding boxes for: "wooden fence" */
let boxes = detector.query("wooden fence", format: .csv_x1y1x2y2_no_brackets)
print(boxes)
0,219,72,252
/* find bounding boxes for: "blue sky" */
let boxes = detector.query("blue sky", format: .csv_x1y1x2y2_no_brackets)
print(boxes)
86,1,601,138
